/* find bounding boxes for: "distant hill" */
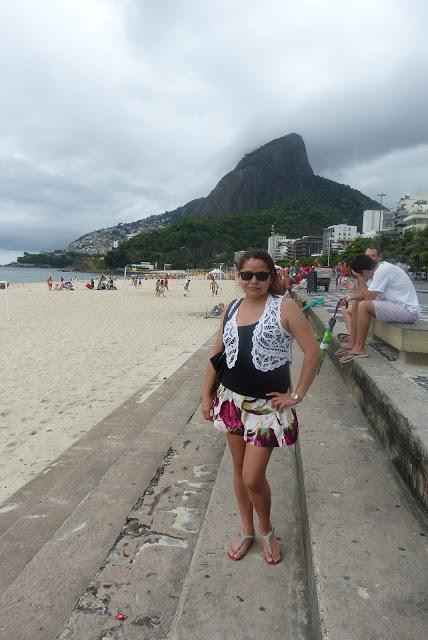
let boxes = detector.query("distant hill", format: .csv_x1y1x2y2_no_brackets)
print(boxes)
102,134,379,268
66,133,380,267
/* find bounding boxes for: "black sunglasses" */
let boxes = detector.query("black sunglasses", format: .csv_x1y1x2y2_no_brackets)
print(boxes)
239,270,271,281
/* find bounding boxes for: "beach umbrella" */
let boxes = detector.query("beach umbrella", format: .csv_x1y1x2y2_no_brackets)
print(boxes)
317,299,347,374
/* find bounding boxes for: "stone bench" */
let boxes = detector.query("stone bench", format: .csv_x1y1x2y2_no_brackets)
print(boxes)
371,319,428,364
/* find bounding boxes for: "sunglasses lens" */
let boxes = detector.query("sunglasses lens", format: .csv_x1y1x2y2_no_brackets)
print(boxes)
240,271,270,281
256,272,270,281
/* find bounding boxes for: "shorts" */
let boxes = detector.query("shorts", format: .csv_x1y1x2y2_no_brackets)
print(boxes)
372,300,419,323
213,384,298,448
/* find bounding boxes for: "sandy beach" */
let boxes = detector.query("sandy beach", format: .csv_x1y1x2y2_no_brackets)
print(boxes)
0,277,237,503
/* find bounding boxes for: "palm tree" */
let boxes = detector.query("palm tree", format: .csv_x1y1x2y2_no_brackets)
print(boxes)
406,227,428,275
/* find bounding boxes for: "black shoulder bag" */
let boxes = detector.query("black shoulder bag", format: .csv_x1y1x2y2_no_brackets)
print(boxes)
209,298,242,392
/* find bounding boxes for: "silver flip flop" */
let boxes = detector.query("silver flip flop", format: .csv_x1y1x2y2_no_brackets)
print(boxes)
228,533,255,560
260,528,282,565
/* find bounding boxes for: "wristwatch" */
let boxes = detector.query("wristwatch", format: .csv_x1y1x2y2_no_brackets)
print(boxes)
291,391,300,401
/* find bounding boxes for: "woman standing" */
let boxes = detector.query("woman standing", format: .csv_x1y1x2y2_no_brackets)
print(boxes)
201,250,319,565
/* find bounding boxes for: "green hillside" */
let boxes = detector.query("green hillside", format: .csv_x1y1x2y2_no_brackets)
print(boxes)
105,177,380,269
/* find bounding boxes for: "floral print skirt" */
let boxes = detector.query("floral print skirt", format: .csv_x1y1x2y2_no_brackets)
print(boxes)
213,384,298,448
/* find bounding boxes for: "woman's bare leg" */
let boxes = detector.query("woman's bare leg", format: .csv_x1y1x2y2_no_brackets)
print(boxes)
242,445,281,563
227,433,255,559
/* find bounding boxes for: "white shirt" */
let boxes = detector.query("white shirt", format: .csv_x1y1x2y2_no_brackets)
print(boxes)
368,262,420,315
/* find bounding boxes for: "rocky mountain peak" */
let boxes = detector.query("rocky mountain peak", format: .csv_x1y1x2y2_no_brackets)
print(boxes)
196,133,314,216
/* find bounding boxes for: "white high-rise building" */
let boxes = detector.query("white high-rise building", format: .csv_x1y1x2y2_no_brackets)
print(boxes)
322,224,358,253
362,210,382,237
362,210,395,237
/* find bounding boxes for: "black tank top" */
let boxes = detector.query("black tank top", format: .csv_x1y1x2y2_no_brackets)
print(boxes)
220,322,290,399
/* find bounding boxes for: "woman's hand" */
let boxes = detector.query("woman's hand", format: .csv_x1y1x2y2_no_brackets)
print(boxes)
266,391,300,411
201,393,214,421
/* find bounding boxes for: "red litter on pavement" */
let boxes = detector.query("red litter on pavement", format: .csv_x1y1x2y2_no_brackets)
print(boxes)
115,613,126,621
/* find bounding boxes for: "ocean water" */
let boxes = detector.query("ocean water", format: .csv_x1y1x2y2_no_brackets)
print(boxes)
0,266,100,284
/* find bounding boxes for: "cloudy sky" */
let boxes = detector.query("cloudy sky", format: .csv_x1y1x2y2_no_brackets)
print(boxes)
1,0,427,263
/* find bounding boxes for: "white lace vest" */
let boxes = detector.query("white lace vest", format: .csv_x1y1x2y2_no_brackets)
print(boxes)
223,295,293,371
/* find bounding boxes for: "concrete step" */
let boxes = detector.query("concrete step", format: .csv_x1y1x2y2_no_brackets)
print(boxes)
296,349,428,640
169,436,311,640
56,407,311,640
0,343,215,640
302,295,428,509
169,351,428,640
56,401,226,639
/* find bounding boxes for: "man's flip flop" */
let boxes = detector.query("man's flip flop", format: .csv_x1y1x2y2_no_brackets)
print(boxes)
339,352,368,364
337,333,350,342
335,347,351,356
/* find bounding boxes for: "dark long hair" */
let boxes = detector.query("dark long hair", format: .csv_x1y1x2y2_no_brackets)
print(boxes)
236,250,280,296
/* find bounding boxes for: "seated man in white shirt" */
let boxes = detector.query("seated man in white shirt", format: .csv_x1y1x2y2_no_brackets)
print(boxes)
337,254,421,363
340,246,381,339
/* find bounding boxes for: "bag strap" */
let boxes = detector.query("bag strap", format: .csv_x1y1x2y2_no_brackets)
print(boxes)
222,298,242,328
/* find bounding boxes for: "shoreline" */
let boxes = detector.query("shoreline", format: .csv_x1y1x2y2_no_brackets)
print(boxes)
1,264,106,273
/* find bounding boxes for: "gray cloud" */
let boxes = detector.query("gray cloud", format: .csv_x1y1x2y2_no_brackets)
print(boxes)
1,0,428,262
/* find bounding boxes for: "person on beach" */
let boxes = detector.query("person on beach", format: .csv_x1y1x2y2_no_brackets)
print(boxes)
85,278,95,289
54,277,64,291
47,276,53,290
210,278,219,296
155,279,164,296
183,279,191,296
201,250,319,565
336,253,421,363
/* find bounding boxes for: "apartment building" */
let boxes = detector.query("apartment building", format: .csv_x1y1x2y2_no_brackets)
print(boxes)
267,235,297,261
396,194,428,231
322,224,358,253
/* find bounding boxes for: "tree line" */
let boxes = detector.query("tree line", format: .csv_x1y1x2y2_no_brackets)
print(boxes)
104,179,377,269
335,227,428,270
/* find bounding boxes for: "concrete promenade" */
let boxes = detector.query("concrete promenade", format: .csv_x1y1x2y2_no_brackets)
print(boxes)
1,338,427,639
301,290,428,509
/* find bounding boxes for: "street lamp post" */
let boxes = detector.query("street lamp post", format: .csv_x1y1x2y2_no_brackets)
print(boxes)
270,223,276,261
377,193,387,233
325,228,334,266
